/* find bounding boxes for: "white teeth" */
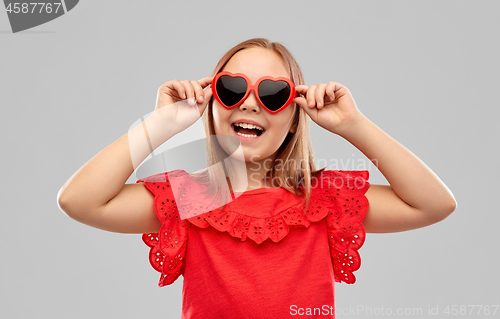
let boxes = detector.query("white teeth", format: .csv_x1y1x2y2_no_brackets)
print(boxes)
236,131,258,138
233,122,264,131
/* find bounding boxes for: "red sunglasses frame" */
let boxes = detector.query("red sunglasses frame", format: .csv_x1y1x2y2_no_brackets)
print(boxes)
211,71,296,114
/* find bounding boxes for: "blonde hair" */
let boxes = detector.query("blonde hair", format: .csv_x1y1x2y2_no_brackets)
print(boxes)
191,38,325,214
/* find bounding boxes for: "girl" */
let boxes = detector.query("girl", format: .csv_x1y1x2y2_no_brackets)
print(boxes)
57,38,456,318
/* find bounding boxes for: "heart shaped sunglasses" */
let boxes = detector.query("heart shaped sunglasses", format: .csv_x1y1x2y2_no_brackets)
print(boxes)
212,71,296,114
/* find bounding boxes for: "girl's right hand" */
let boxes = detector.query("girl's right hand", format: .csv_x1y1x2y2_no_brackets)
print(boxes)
153,76,213,133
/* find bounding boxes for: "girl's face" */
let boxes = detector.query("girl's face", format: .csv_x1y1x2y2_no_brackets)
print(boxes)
212,47,297,163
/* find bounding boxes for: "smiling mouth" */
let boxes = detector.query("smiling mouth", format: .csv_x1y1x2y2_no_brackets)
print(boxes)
231,124,265,137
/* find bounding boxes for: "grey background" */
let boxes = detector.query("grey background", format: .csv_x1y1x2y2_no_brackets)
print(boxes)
1,1,498,318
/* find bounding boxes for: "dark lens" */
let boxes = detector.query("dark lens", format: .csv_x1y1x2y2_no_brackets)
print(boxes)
216,75,247,107
258,80,291,111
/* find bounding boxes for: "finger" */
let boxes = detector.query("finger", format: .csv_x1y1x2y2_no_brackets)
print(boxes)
192,80,205,104
197,87,213,116
293,96,308,109
204,86,213,101
306,85,317,108
294,96,316,120
333,82,349,100
315,83,327,109
181,80,196,106
168,79,186,99
198,76,214,88
325,82,336,102
295,85,309,97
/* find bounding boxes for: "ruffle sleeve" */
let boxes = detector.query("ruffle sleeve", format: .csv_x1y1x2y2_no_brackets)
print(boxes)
136,169,190,287
319,170,370,284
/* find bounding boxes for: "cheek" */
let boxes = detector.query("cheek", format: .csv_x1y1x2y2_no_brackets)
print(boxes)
212,101,228,133
213,100,224,116
274,106,296,129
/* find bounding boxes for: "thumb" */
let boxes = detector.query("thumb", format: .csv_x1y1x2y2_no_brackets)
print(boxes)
197,87,213,115
294,85,316,118
293,96,316,119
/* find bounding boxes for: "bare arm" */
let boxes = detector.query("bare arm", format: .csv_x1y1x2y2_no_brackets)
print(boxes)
57,113,177,233
295,82,457,234
344,114,457,233
57,77,213,234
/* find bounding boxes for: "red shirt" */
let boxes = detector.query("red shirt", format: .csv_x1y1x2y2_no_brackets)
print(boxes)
137,169,370,319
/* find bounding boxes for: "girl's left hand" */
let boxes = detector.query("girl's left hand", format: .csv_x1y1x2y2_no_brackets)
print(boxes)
294,82,364,137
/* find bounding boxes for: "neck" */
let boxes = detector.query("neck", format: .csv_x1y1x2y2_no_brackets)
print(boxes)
224,153,277,192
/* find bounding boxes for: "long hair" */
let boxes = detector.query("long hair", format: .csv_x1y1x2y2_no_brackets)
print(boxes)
190,38,325,214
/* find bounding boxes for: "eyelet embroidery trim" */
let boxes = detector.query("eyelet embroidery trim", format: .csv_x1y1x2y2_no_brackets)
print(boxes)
137,169,369,286
137,170,190,287
320,170,370,284
186,199,328,244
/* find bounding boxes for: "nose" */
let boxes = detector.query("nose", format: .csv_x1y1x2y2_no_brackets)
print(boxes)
239,90,261,113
